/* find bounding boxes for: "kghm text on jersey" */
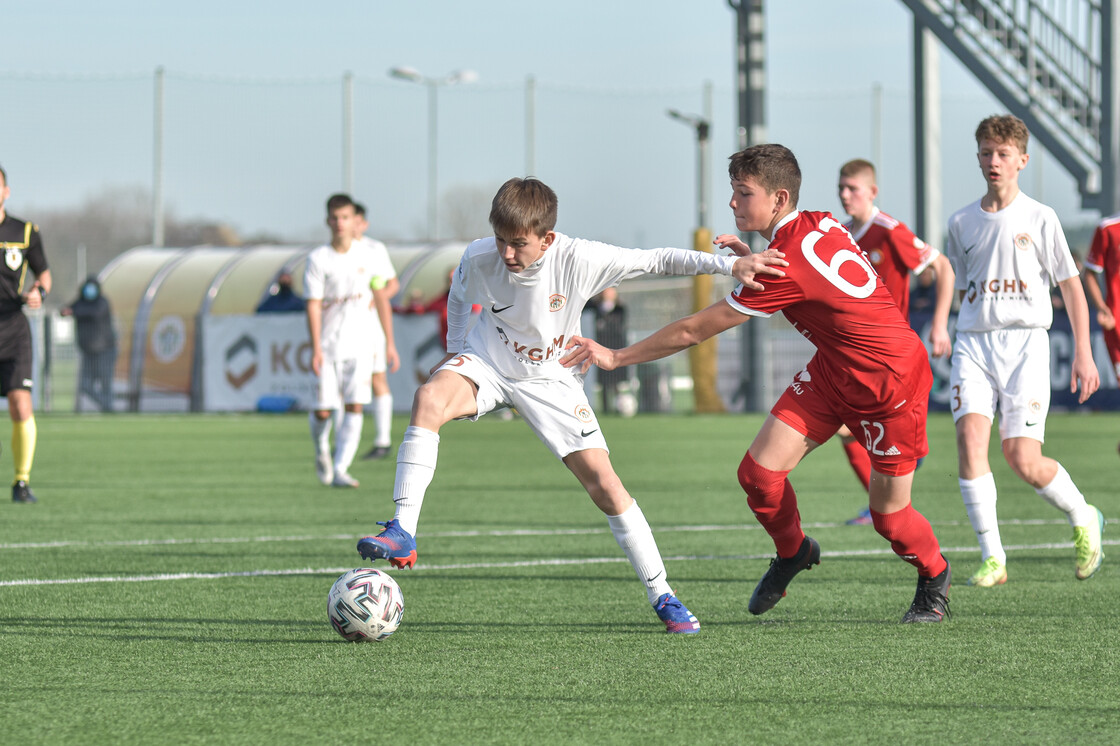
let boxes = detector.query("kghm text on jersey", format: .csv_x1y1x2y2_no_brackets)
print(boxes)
965,278,1030,303
495,325,568,365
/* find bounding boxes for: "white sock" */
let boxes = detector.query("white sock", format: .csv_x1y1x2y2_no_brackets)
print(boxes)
392,426,440,535
1035,463,1095,527
309,412,332,455
373,394,393,448
333,412,363,475
960,473,1005,564
606,501,673,605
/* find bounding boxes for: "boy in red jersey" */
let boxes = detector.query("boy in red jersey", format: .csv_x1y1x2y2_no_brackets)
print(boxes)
564,144,951,623
835,159,955,524
1082,211,1120,454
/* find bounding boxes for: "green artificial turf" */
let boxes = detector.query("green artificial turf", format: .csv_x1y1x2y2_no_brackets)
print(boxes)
0,411,1117,744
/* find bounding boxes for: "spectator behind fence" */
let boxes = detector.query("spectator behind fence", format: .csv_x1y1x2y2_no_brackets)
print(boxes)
60,277,117,413
587,287,632,415
256,271,305,313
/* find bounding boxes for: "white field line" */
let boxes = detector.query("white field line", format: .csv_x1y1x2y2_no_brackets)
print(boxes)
1,539,1117,588
0,517,1078,551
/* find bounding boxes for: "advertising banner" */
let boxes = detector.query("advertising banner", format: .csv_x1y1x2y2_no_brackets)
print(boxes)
200,314,443,411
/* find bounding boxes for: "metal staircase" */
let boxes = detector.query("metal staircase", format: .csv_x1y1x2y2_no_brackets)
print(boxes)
900,0,1119,213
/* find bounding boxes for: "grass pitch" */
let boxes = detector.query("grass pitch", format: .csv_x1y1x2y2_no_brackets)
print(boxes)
1,411,1118,744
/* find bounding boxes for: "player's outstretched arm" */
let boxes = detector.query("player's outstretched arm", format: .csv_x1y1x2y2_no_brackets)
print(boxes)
928,253,955,358
713,234,751,256
372,286,400,373
731,249,787,291
1058,275,1100,403
306,299,324,376
562,300,746,374
1081,266,1115,330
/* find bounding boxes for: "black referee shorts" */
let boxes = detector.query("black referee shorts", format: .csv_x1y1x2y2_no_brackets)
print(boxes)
0,313,33,396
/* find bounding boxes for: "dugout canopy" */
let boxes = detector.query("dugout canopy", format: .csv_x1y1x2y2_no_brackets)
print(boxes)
98,242,467,411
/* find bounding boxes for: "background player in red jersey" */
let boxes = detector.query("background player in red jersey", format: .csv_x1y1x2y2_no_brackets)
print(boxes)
564,143,951,623
835,159,955,524
1082,210,1120,454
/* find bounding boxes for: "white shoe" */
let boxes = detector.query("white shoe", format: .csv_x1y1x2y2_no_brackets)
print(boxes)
315,450,333,486
332,471,360,488
1074,505,1105,580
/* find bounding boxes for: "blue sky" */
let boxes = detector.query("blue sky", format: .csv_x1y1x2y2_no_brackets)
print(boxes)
0,0,1101,252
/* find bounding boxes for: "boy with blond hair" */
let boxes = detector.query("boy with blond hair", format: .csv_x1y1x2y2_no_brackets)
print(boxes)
939,114,1104,587
565,144,952,623
357,177,786,633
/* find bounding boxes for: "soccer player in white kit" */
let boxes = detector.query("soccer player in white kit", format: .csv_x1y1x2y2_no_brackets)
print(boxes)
351,203,400,461
305,194,394,488
937,115,1105,587
357,177,787,633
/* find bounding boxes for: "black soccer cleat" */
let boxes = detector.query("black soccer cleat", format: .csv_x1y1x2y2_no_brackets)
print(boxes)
901,557,951,623
749,536,821,615
361,445,392,461
11,480,37,504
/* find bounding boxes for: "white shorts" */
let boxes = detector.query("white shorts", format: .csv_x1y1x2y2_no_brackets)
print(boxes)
437,353,608,459
316,356,374,410
370,341,388,376
950,328,1050,441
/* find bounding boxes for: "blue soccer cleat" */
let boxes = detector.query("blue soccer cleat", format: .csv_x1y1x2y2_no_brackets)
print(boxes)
357,519,418,569
653,592,700,634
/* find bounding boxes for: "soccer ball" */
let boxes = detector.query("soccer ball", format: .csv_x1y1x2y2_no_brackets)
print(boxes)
614,391,638,418
327,568,405,642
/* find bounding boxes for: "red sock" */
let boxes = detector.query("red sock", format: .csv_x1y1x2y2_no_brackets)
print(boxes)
870,504,947,577
841,438,871,492
738,452,805,557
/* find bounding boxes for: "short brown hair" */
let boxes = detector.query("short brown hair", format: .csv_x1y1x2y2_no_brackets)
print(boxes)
839,158,876,181
489,178,558,237
728,144,801,207
326,193,354,213
975,114,1029,152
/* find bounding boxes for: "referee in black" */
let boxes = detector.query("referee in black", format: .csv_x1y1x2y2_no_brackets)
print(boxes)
0,164,51,503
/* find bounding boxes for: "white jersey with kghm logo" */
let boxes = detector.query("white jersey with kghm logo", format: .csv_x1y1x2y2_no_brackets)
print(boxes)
945,191,1078,333
445,232,737,381
304,239,390,360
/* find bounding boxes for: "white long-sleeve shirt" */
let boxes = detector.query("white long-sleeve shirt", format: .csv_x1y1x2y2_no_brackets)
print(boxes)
445,232,736,381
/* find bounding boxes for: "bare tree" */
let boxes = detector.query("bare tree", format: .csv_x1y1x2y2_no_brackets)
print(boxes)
29,187,253,304
442,184,496,242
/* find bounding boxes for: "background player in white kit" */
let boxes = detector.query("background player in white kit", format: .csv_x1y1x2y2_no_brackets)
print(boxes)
937,114,1104,587
352,202,400,461
356,177,787,633
305,193,393,488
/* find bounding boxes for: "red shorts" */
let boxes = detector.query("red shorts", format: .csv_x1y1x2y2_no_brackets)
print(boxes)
772,374,929,476
1102,322,1120,385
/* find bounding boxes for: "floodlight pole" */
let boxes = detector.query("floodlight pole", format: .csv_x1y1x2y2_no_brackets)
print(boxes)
668,87,723,413
728,0,769,413
152,66,165,248
389,67,478,241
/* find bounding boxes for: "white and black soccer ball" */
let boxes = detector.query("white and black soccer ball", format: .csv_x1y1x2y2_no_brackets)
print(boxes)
327,568,404,642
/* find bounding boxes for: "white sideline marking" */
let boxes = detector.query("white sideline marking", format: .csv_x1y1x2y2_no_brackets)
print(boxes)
1,539,1116,588
0,517,1076,551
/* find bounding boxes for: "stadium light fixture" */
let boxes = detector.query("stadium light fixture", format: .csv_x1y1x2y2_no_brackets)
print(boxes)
666,109,710,227
388,66,479,240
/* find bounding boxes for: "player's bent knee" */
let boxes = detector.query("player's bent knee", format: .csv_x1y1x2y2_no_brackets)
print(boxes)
738,452,786,515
